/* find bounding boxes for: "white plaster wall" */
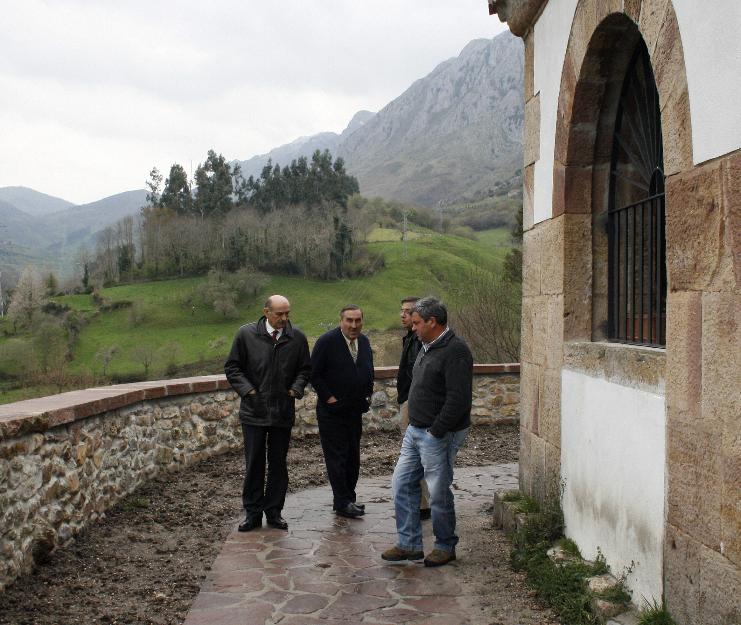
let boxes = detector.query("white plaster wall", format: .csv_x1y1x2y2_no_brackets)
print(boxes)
672,0,741,165
532,0,579,225
561,368,666,604
530,0,741,227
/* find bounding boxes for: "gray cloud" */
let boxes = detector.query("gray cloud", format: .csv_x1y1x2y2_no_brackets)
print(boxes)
0,0,505,203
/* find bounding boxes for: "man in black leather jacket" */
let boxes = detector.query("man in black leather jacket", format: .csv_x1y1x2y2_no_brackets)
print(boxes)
396,296,429,518
225,294,311,532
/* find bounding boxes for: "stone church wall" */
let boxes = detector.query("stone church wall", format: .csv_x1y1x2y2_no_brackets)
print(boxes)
493,0,740,620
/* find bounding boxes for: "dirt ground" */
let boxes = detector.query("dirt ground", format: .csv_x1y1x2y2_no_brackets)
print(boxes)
0,424,557,625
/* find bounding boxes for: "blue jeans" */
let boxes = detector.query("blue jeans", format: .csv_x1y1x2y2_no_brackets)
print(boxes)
392,425,469,553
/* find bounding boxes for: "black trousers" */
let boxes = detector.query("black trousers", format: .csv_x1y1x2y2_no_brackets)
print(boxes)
241,424,291,518
317,413,362,509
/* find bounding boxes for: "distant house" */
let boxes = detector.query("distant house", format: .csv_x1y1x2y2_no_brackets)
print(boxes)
489,1,739,622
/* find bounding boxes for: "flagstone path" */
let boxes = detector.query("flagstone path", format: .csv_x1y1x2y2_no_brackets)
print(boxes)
183,465,519,625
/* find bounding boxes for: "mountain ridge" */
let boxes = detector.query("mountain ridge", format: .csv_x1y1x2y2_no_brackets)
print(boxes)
0,188,147,277
235,32,524,207
1,33,524,275
235,110,376,180
0,186,75,217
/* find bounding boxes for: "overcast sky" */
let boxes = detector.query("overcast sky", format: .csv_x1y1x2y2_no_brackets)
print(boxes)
0,1,506,205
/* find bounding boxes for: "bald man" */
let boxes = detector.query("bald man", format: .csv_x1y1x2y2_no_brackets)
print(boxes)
225,295,311,532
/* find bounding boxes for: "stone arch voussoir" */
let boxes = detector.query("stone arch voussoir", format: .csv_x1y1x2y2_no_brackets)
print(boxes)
552,0,693,219
551,0,692,342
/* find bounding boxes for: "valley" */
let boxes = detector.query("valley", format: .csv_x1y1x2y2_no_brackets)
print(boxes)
0,227,513,403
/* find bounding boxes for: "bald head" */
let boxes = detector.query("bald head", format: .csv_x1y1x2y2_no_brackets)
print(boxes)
264,295,291,329
265,295,289,310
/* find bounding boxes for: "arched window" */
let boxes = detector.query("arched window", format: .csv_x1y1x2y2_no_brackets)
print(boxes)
608,41,666,346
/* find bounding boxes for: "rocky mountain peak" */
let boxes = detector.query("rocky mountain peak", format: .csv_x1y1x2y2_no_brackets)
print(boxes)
235,31,523,207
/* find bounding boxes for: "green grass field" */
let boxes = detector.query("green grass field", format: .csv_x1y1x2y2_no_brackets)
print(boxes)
0,227,511,400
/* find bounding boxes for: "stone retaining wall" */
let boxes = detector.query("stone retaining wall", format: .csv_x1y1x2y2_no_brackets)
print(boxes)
0,364,519,592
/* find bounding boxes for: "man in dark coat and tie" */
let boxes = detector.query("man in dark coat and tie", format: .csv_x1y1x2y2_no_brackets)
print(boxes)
224,294,311,532
310,304,374,519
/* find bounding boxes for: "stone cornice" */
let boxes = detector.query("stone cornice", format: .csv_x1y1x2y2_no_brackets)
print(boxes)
0,365,520,441
488,0,547,37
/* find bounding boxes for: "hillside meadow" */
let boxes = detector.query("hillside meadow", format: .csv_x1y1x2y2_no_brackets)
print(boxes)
0,227,512,403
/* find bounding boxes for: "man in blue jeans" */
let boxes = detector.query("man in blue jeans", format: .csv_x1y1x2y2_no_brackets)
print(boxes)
382,296,473,567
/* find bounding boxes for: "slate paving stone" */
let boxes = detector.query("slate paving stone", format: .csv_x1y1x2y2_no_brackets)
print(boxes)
184,465,518,625
185,601,274,625
203,569,266,593
264,573,291,590
189,591,245,611
319,591,398,618
282,593,331,614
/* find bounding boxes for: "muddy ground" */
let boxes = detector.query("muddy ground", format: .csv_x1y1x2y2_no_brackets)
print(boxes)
0,425,557,625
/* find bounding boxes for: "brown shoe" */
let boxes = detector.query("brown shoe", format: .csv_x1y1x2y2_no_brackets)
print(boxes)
424,549,456,567
381,546,424,561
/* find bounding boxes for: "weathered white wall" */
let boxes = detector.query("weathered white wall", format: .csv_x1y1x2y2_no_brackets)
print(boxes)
561,368,666,604
530,0,741,226
672,0,741,164
532,0,579,225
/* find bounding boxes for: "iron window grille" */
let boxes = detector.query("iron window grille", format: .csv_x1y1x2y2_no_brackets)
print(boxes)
608,42,666,347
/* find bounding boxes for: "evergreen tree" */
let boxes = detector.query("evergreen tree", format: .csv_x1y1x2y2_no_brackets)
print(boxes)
160,164,192,215
44,272,59,296
503,206,523,284
145,167,163,208
194,150,234,218
232,163,249,206
243,149,358,213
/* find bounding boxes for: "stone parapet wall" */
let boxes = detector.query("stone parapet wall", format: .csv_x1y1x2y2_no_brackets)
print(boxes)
299,365,521,436
0,365,519,592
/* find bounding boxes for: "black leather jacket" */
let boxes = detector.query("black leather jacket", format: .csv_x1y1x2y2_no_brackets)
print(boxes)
396,329,421,404
224,318,311,427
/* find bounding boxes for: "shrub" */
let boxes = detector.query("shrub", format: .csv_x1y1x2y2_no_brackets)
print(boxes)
195,267,268,317
449,225,478,240
510,489,631,625
450,269,521,363
127,300,150,327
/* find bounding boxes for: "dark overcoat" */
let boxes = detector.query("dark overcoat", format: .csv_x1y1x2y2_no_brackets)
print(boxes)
224,317,311,427
310,327,374,418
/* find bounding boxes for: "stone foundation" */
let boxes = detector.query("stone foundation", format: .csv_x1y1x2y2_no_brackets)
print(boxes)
0,364,519,592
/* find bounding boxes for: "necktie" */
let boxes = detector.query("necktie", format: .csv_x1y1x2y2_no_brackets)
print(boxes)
349,339,358,363
271,330,279,342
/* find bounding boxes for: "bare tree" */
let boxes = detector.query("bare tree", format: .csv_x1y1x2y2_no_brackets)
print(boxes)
95,344,120,377
74,245,93,292
94,226,118,284
7,266,46,331
32,317,68,375
158,342,182,377
115,215,135,282
131,344,156,378
0,338,38,384
449,269,521,363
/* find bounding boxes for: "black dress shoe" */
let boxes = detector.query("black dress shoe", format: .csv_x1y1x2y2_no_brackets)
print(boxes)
238,515,262,532
335,502,364,519
266,514,288,530
353,502,365,511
